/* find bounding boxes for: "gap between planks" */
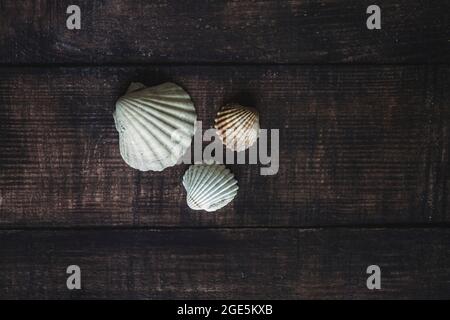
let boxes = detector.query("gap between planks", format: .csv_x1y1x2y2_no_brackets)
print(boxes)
0,62,449,68
1,223,450,232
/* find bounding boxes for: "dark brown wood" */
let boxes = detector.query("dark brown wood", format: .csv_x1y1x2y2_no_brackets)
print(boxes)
0,0,448,301
438,67,450,223
0,228,448,299
0,65,448,227
0,0,448,64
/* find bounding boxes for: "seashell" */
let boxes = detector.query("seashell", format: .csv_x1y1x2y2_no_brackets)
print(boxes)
214,103,260,152
182,164,239,212
113,82,197,171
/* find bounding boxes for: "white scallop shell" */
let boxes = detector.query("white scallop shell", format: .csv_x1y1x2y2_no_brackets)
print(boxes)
182,164,239,212
113,82,197,171
214,104,260,152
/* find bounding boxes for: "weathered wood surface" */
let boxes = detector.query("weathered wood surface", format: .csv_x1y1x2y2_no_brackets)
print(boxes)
0,0,449,301
0,228,448,299
0,65,448,227
0,0,448,64
443,69,450,221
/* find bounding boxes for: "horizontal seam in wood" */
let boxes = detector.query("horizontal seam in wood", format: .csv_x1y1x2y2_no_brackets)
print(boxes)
0,62,449,68
1,223,450,232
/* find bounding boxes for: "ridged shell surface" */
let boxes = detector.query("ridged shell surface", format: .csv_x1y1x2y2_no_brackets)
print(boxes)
114,82,197,171
183,164,239,212
214,104,260,152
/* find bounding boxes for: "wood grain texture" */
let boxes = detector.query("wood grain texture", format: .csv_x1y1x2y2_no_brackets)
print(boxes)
0,0,449,64
438,67,450,223
0,0,448,302
0,228,449,299
0,65,448,227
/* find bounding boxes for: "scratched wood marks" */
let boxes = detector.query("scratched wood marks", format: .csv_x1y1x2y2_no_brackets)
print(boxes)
0,0,449,300
0,66,448,227
0,228,449,299
0,0,448,64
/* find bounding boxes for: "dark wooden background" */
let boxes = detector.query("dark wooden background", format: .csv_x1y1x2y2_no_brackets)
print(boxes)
0,0,449,299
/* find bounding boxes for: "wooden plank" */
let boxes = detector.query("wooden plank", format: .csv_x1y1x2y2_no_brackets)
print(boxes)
0,65,448,227
0,228,448,299
0,0,448,64
437,67,450,223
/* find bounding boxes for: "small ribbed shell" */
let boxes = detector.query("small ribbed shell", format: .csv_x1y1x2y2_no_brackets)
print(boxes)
113,82,197,171
214,104,260,152
182,164,239,212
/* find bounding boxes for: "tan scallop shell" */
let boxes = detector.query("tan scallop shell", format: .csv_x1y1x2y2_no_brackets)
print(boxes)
214,104,260,151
